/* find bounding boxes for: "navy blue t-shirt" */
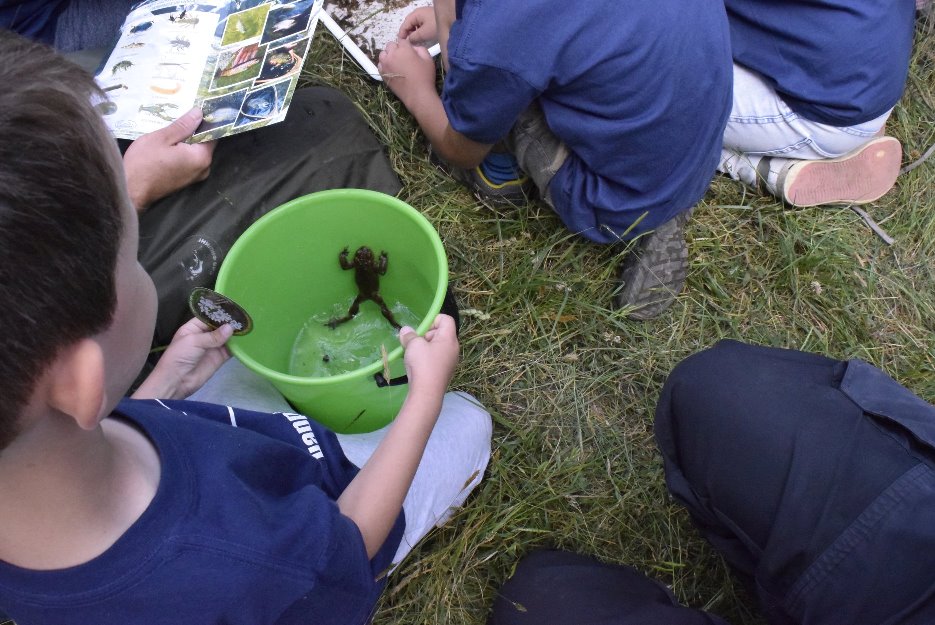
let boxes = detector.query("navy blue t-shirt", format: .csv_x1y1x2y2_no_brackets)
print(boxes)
443,0,732,243
0,399,404,625
725,0,917,126
0,1,69,44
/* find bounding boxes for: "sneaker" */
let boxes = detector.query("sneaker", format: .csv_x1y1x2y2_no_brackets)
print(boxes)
614,210,690,320
775,136,902,207
431,150,529,205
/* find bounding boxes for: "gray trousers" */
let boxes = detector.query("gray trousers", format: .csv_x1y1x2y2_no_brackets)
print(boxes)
188,359,493,568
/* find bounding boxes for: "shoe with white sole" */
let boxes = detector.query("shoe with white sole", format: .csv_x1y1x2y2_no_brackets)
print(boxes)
771,136,902,207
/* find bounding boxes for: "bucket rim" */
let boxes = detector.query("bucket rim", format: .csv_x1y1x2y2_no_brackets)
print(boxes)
215,188,448,386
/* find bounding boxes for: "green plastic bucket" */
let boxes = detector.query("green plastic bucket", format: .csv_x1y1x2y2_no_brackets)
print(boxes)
214,189,448,433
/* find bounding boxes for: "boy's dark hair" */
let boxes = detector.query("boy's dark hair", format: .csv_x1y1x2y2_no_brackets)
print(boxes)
0,31,123,450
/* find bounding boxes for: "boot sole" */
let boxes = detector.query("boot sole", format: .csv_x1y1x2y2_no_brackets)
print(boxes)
782,137,902,207
614,213,689,320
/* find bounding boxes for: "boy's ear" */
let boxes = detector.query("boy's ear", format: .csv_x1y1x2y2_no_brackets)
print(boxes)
47,338,106,430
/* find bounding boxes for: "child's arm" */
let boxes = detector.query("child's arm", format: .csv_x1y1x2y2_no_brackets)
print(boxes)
378,39,491,169
132,318,232,400
337,314,459,559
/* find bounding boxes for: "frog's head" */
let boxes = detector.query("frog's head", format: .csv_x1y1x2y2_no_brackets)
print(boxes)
354,246,374,265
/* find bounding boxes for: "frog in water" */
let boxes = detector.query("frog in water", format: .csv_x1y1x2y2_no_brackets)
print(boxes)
327,246,401,330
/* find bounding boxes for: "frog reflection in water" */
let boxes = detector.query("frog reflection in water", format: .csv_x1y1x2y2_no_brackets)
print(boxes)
326,246,401,330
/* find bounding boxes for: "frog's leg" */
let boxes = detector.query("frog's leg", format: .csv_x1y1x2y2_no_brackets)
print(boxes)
326,294,364,329
372,293,401,329
377,251,389,275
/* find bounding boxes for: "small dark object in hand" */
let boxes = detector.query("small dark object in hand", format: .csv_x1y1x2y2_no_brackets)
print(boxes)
188,287,253,335
327,246,401,330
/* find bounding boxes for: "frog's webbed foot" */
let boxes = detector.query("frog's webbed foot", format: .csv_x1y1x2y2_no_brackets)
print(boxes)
326,296,363,329
382,312,402,330
326,315,352,329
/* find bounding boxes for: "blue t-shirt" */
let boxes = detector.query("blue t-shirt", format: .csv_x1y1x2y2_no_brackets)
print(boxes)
725,0,917,126
0,1,68,44
0,399,404,625
443,0,733,243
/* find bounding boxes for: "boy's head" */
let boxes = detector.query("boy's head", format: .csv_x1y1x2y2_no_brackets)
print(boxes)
0,30,155,451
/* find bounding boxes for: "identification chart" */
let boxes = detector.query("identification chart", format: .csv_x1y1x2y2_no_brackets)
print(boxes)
96,0,323,142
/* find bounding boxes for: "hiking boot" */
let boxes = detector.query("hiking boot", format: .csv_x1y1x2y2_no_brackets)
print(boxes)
767,136,902,207
431,149,530,205
614,210,690,320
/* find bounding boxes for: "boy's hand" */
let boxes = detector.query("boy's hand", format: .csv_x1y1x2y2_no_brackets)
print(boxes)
398,6,437,44
123,107,216,213
378,38,437,108
132,318,232,400
398,314,459,398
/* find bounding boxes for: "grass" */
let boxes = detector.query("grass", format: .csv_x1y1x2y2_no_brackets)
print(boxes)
292,17,935,625
295,15,935,625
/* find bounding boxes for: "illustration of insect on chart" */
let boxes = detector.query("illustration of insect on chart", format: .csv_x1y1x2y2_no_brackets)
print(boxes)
95,0,323,142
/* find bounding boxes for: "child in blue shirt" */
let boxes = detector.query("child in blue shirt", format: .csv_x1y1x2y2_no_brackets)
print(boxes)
718,0,921,207
0,29,490,625
378,0,733,320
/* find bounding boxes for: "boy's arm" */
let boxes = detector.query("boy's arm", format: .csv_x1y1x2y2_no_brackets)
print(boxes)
378,39,491,169
337,315,458,559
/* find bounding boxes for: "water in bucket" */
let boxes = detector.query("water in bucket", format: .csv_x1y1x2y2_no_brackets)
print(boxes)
289,298,420,378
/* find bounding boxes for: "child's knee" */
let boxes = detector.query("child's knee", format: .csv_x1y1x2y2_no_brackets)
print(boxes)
656,341,740,427
442,391,493,455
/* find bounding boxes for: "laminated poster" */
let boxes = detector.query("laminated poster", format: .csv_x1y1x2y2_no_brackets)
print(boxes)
322,0,439,81
96,0,323,142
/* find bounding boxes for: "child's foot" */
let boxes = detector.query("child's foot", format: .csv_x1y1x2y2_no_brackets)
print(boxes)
614,210,690,320
432,150,529,205
773,136,902,207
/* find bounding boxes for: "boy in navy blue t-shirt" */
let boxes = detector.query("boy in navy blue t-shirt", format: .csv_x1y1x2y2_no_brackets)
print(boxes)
0,30,490,625
378,0,733,320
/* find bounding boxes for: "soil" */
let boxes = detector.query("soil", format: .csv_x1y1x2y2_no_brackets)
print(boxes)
325,0,434,64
